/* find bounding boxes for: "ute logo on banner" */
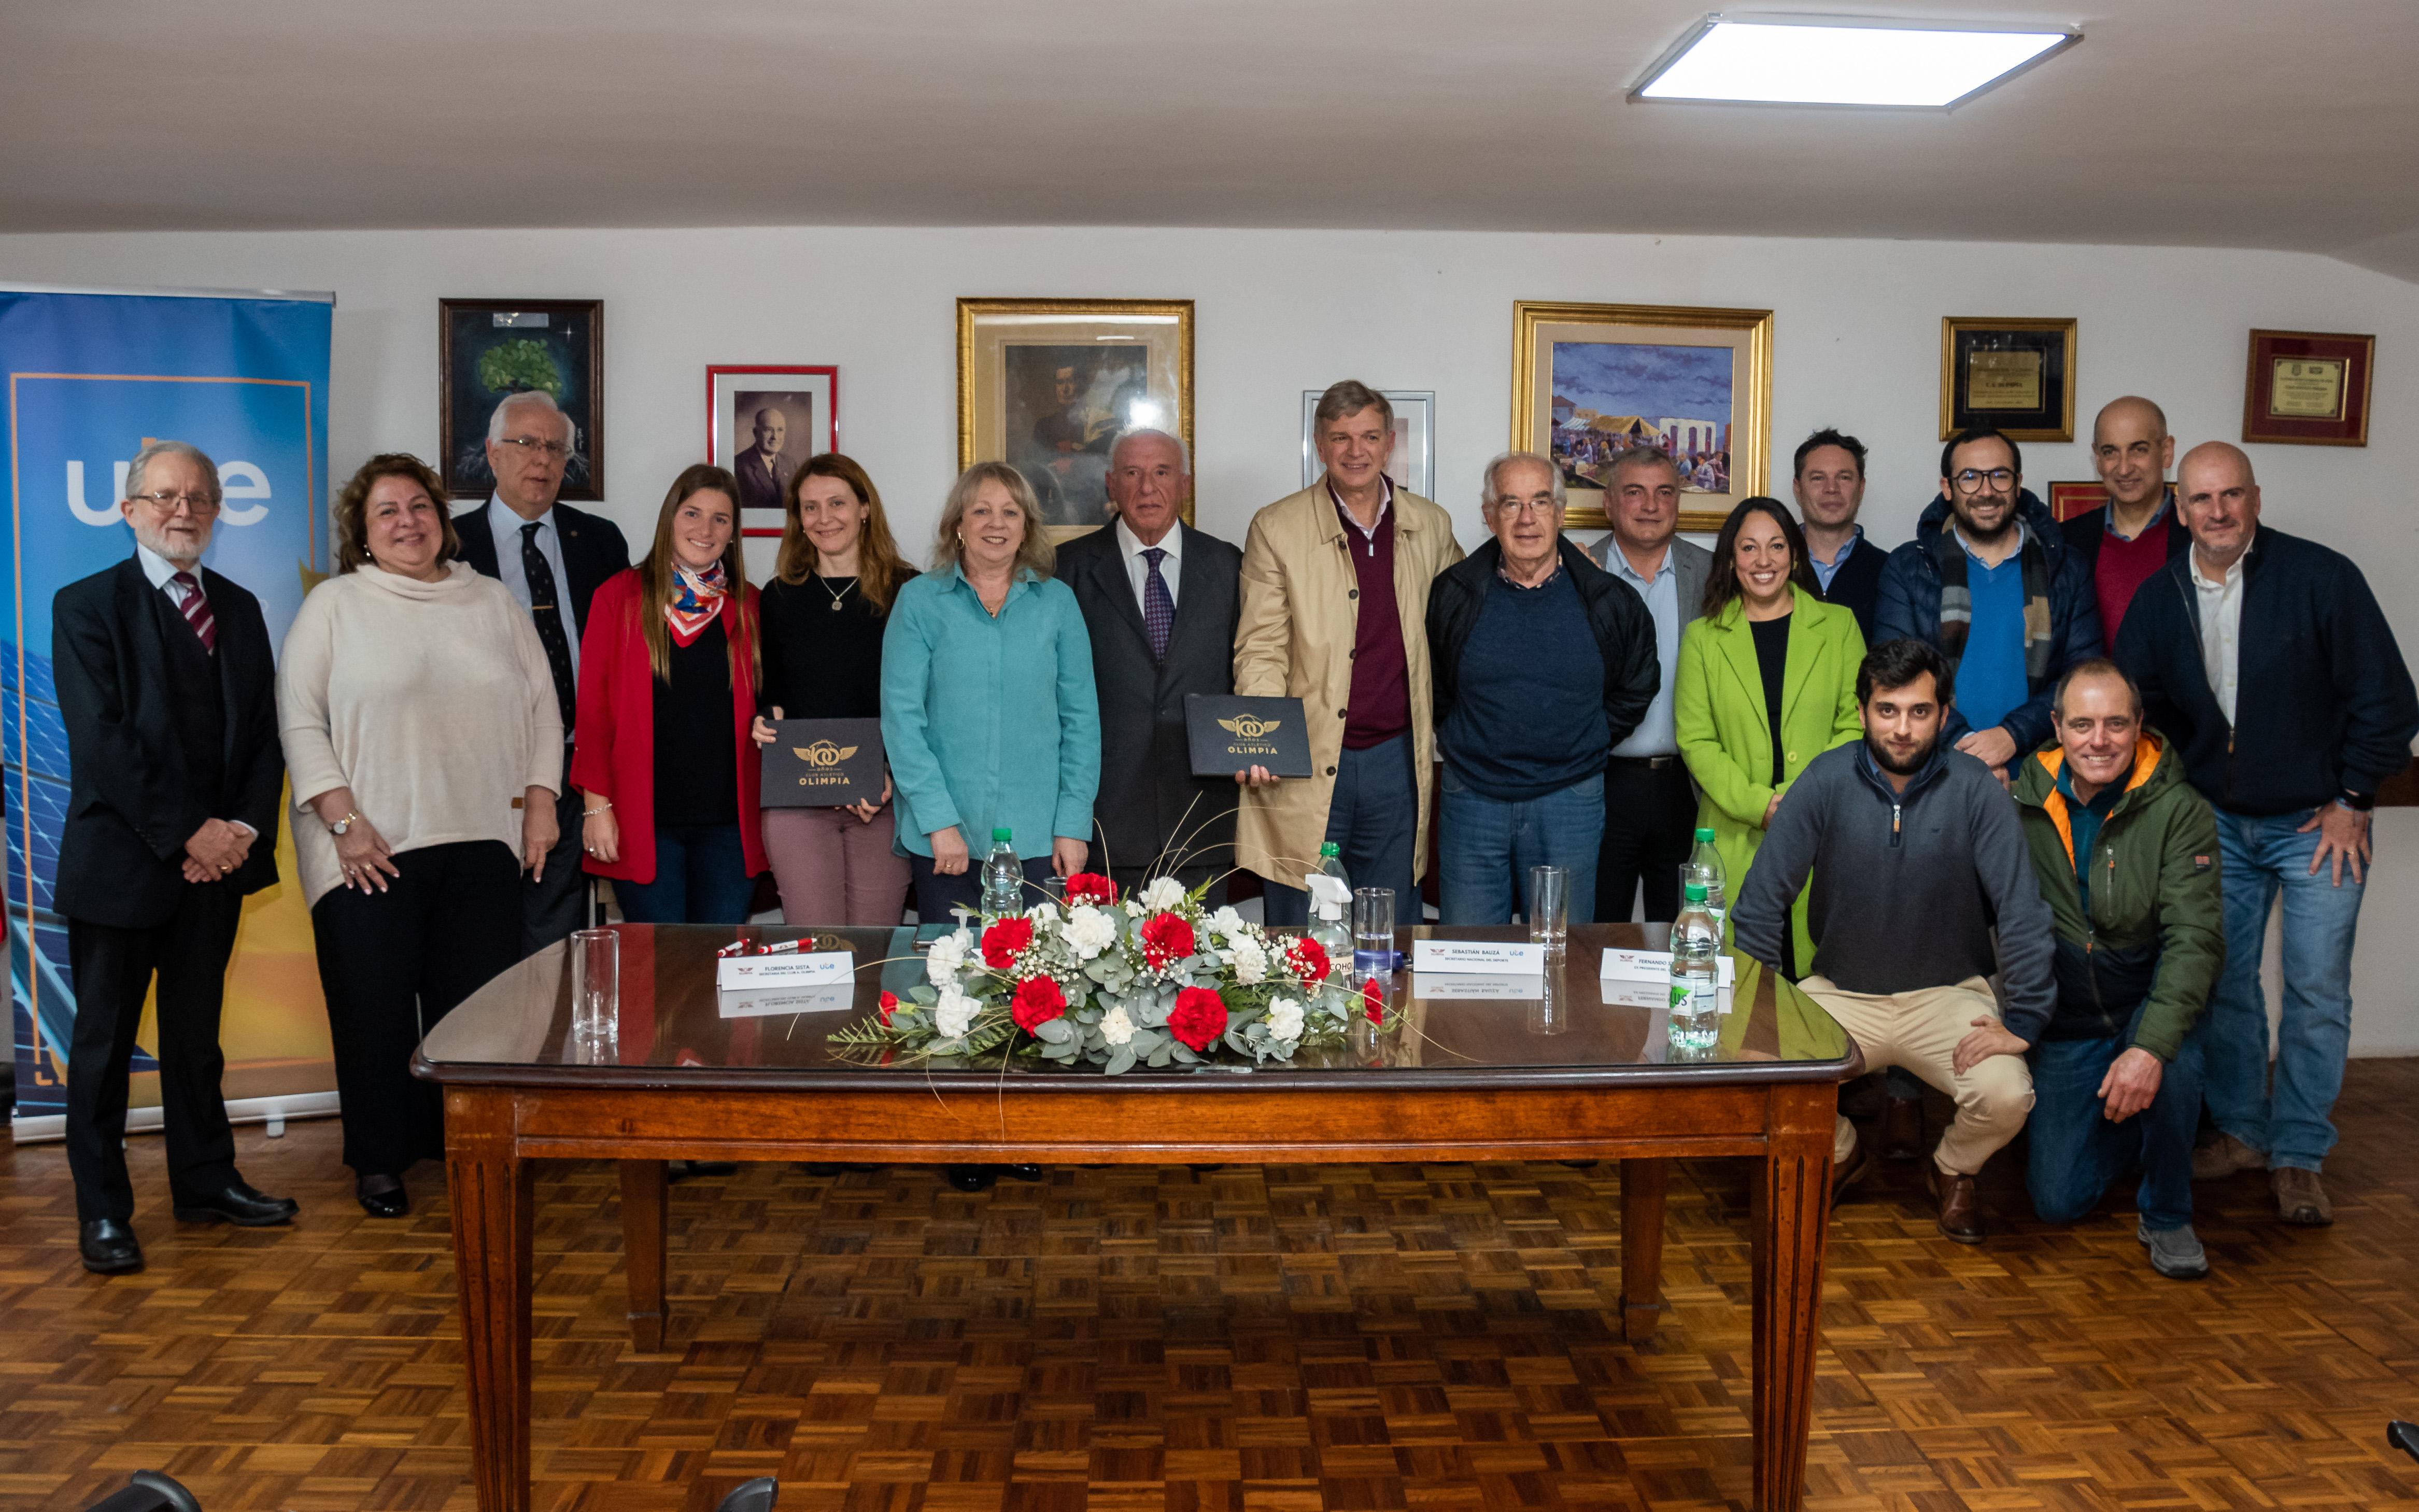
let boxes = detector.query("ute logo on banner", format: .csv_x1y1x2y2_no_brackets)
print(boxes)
3,287,335,1135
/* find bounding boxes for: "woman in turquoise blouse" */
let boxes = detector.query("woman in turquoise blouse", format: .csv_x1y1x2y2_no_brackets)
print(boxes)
882,461,1100,922
1674,497,1865,972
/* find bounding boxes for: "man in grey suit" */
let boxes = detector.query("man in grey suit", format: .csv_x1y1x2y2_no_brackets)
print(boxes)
1056,427,1244,902
1584,444,1709,924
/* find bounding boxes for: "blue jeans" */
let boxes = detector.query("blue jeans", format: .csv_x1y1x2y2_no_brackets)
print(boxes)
613,824,758,925
2200,807,2367,1171
1436,768,1602,926
1263,733,1418,927
2026,1010,2203,1232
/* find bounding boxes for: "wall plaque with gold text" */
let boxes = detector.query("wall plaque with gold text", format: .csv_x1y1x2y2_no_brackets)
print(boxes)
2267,357,2345,419
1941,317,2075,441
759,718,884,808
1964,349,2044,410
2243,330,2373,446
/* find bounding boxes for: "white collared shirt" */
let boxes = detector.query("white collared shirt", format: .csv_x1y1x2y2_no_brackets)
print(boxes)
1327,473,1394,557
486,496,579,673
2195,534,2250,725
1114,515,1181,613
1602,539,1680,757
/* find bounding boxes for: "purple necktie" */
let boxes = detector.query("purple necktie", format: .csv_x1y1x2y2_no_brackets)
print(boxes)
1141,547,1174,662
169,571,216,653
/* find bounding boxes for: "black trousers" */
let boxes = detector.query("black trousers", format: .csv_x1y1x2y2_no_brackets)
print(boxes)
312,840,520,1178
518,777,590,958
1595,756,1697,925
65,885,245,1224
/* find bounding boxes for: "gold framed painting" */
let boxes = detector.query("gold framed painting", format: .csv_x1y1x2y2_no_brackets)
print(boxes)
1511,301,1772,535
956,298,1194,540
1940,317,2076,441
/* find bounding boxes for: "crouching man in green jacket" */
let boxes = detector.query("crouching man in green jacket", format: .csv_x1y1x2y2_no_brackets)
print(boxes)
2013,658,2221,1278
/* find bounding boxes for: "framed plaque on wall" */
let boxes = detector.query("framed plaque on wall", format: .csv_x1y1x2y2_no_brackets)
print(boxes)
2242,329,2373,446
1940,316,2075,442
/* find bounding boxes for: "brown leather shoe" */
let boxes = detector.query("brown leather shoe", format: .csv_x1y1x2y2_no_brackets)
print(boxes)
1832,1126,1873,1200
2191,1132,2267,1181
1932,1166,1985,1244
2272,1167,2333,1226
1882,1095,1923,1161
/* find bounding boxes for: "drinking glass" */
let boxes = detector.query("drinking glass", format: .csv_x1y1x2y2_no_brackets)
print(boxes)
569,927,619,1065
1527,865,1569,947
1350,887,1395,982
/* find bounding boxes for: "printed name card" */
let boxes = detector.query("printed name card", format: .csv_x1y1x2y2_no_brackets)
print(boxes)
1412,939,1547,975
1598,948,1736,986
717,982,860,1019
1599,978,1736,1015
715,951,855,991
1412,973,1547,1001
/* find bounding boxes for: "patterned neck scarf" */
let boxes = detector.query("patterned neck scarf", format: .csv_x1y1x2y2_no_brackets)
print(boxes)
1927,520,2055,682
666,559,728,646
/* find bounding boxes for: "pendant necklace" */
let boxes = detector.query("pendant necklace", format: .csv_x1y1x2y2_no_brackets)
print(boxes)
817,573,857,613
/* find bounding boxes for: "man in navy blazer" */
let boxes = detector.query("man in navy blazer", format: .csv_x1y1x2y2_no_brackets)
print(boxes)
53,442,296,1273
1056,428,1244,902
451,390,631,954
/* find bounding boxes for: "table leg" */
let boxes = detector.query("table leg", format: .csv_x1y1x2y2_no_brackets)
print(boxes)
1751,1082,1836,1512
1617,1157,1668,1345
446,1089,532,1512
620,1159,668,1352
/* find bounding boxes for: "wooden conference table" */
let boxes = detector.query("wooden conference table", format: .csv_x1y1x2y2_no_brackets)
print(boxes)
414,922,1859,1512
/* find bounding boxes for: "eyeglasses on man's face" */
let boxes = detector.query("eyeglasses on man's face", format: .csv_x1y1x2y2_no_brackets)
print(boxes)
494,435,571,461
1951,468,2016,493
129,491,219,517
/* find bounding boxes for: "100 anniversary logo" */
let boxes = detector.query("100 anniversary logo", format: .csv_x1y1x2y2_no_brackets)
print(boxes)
1216,713,1281,756
792,741,859,788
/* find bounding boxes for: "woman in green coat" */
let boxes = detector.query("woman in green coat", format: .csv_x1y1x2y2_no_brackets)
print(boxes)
1674,497,1866,972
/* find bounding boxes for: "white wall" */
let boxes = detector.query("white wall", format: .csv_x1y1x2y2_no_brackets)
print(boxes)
4,222,2415,1051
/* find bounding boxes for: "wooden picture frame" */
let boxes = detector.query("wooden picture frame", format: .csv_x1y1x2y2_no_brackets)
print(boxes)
956,298,1193,542
2243,329,2373,446
1940,317,2076,442
708,365,838,538
2047,481,2107,524
1510,301,1772,535
438,298,604,501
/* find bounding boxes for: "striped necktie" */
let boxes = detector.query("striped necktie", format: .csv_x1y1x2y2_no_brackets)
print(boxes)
168,571,216,654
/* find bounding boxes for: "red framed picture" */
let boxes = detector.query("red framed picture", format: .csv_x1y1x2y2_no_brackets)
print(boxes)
708,365,838,536
2047,481,2107,523
2242,330,2372,447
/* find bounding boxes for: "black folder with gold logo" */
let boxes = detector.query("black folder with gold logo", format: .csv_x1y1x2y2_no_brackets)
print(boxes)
759,718,885,808
1184,695,1312,778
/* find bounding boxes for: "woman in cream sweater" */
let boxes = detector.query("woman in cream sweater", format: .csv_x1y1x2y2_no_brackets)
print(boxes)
278,453,562,1218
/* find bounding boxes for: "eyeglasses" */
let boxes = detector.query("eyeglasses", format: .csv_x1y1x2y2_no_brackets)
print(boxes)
494,435,572,460
1495,499,1563,519
128,491,219,516
1951,468,2016,493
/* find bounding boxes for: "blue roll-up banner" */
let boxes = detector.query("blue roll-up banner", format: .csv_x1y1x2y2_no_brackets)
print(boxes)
4,285,336,1137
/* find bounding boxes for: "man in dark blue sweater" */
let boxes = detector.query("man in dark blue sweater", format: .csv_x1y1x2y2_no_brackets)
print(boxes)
1426,451,1659,924
2114,442,2418,1226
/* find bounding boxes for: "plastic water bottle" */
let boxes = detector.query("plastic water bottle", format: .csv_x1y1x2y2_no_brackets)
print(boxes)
1306,842,1353,963
1667,882,1722,1057
1685,827,1727,935
979,827,1023,920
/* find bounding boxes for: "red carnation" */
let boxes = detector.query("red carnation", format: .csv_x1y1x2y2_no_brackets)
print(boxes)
878,990,899,1024
1168,986,1229,1051
1010,976,1067,1032
1139,911,1196,967
1361,977,1385,1024
1064,872,1117,906
980,916,1034,969
1284,935,1331,983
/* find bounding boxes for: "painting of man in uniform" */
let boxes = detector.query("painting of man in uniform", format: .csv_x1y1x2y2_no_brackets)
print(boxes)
1549,342,1734,494
1007,343,1154,526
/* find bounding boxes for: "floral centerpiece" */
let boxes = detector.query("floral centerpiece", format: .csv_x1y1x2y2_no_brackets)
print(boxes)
831,873,1385,1073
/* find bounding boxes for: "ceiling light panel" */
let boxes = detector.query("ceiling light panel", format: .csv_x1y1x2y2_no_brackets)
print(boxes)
1633,14,2080,110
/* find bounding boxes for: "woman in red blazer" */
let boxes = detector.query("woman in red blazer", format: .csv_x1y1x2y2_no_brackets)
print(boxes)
572,464,767,922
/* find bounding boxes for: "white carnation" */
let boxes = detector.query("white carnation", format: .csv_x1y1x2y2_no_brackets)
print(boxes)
1207,905,1246,940
1226,934,1268,984
1064,905,1117,960
1139,875,1188,913
1266,996,1304,1043
925,929,970,986
1099,1004,1136,1045
934,985,977,1039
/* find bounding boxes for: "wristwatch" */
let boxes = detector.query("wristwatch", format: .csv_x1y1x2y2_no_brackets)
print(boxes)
2337,790,2375,813
329,810,361,836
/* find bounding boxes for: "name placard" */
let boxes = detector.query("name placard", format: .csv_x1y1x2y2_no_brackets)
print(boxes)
715,951,855,991
1601,978,1735,1015
1185,695,1312,778
759,718,884,808
1599,948,1736,986
1412,972,1546,1001
717,982,859,1018
1412,939,1547,975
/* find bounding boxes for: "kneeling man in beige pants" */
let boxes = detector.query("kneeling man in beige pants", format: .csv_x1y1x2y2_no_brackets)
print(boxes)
1731,638,2056,1242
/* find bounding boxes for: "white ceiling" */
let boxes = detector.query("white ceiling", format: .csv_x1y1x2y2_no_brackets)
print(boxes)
8,0,2419,281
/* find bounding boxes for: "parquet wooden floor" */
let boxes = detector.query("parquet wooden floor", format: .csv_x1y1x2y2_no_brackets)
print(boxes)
5,1062,2418,1512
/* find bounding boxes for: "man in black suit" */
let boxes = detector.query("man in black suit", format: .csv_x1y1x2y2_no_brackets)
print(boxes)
53,442,297,1274
1056,428,1244,901
452,390,631,955
733,405,796,515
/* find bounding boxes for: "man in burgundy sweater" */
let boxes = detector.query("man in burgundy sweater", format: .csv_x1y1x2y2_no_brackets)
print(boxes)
2062,396,2189,653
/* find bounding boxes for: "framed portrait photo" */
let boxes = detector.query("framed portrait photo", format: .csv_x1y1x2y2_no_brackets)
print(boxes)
1300,389,1434,496
2243,329,2373,446
708,366,837,538
1510,301,1772,535
438,298,603,501
1940,317,2076,441
957,298,1193,541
